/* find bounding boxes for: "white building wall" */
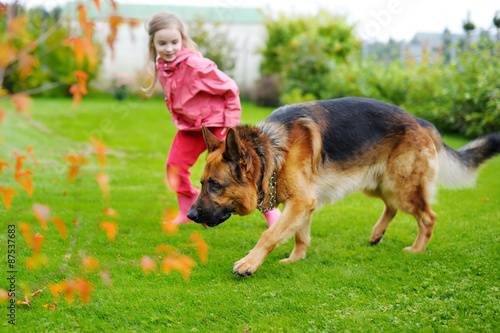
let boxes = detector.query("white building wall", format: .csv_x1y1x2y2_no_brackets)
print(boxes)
90,20,265,95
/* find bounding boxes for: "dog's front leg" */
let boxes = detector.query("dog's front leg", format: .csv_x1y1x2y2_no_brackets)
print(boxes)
233,198,315,276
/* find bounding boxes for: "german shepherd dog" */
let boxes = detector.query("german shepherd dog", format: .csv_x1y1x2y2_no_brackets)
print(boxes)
187,97,500,276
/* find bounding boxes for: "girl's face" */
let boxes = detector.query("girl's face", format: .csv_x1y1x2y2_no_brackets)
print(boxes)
153,27,183,62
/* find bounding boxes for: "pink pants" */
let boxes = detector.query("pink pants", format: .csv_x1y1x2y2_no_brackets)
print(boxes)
166,127,226,197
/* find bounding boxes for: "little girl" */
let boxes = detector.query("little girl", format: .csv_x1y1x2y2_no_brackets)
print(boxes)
143,12,280,226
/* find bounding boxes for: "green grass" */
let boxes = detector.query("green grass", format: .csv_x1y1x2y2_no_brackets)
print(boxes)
1,97,499,332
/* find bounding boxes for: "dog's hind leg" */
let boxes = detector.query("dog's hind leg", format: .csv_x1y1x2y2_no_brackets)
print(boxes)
280,214,312,263
370,204,397,245
404,206,436,253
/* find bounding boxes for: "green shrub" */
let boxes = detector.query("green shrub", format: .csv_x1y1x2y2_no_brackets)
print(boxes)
323,41,500,137
259,10,361,101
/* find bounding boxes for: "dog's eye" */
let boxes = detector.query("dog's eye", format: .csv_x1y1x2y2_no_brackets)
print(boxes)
207,178,223,191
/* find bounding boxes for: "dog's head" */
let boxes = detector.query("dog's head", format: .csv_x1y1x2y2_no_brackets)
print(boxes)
187,125,259,227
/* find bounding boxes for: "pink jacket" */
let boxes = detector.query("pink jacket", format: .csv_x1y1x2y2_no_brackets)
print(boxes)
157,49,241,131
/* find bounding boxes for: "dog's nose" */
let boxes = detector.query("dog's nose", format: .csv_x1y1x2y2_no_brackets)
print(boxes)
187,208,199,222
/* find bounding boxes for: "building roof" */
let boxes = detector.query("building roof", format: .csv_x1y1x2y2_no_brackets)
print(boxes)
62,2,263,24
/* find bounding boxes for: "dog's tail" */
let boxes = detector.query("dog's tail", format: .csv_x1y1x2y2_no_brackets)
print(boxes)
436,133,500,188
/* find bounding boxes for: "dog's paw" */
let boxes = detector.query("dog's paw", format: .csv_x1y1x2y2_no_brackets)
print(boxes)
370,236,383,245
232,257,260,277
279,257,300,264
279,253,305,264
403,246,423,253
370,231,385,245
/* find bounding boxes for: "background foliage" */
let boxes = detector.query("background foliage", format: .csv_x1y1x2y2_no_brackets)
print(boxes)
1,5,102,97
256,12,500,137
322,42,500,137
188,16,236,75
256,10,361,106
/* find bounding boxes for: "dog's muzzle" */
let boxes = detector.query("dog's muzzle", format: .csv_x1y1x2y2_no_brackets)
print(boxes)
187,207,231,228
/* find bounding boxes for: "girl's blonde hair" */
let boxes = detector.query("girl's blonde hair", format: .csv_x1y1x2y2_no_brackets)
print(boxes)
142,12,198,95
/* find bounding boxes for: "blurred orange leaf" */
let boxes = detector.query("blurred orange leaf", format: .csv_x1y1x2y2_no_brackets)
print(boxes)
140,255,157,274
19,222,32,247
52,216,67,239
108,0,118,11
89,136,107,168
162,255,196,282
127,18,140,28
26,146,39,168
0,288,10,303
0,42,16,67
8,15,27,36
100,221,118,242
32,232,45,254
33,203,50,230
82,255,99,271
0,187,17,211
77,4,94,38
69,83,84,109
96,172,110,200
13,153,26,171
103,207,119,218
11,93,32,114
74,279,93,304
156,244,176,254
18,53,39,79
92,0,101,11
61,281,75,303
14,169,33,197
65,36,97,70
161,208,179,235
48,284,64,301
65,153,87,182
75,70,89,95
190,232,209,265
0,107,6,124
53,279,93,304
107,15,124,59
0,159,9,174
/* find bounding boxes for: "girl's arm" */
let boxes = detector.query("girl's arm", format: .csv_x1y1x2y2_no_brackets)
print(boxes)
194,62,241,127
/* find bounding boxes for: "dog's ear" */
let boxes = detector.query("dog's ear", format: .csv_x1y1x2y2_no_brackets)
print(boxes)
202,124,222,153
223,127,244,161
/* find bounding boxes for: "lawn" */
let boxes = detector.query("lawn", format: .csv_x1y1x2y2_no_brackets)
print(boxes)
1,97,499,332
